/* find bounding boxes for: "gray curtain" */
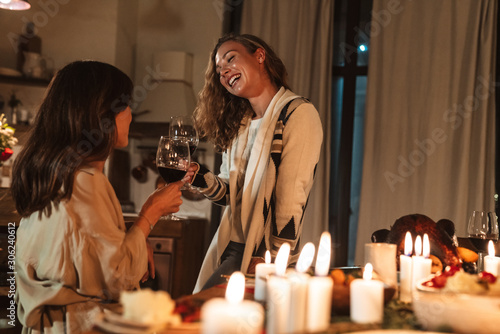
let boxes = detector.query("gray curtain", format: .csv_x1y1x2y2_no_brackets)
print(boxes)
240,0,334,246
356,0,497,264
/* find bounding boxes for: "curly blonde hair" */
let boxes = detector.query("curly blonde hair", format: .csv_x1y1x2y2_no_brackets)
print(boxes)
194,34,290,151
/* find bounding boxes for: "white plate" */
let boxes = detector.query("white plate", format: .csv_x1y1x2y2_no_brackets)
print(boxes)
103,309,152,329
94,310,167,334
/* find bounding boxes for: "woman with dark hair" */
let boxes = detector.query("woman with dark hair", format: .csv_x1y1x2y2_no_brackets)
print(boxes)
11,60,185,333
191,34,323,291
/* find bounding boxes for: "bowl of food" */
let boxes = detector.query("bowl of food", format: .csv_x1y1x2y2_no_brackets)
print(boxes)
413,266,500,333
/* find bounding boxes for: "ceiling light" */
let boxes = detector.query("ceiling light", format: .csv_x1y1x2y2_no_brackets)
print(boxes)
0,0,31,11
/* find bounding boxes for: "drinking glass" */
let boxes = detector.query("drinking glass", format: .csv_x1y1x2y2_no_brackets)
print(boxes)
156,135,190,220
169,116,199,156
467,211,499,272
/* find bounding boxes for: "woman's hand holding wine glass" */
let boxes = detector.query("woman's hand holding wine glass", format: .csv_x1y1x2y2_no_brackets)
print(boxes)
156,135,191,220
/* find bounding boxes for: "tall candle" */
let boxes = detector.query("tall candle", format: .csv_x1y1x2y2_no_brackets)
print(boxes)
267,243,291,334
484,240,500,276
201,272,264,334
411,234,432,292
399,231,413,303
306,232,333,333
254,250,275,301
287,242,315,333
350,263,384,324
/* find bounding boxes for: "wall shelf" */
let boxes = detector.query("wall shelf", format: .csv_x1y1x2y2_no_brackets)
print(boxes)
0,74,50,87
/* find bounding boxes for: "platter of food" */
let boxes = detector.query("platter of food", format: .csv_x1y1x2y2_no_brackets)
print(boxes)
413,266,500,333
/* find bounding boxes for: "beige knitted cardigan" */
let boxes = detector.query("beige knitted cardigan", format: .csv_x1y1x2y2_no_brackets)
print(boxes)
193,88,323,292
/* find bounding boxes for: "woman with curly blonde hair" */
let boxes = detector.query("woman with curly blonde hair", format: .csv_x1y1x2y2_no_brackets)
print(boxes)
191,34,323,292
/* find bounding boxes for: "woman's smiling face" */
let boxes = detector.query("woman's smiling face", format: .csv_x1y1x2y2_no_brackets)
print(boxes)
215,40,264,99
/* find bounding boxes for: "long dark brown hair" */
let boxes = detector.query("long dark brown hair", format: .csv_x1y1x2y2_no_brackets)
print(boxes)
193,34,290,151
11,60,133,218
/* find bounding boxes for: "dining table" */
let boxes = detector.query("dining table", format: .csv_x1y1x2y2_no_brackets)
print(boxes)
84,281,425,334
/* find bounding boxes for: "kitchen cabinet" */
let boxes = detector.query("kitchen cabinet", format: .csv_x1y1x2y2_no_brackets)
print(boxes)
124,214,209,299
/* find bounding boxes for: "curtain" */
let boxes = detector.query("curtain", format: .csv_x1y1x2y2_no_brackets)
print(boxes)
356,0,497,264
240,0,334,246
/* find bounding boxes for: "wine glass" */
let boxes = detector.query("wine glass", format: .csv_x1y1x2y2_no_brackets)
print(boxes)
170,116,199,157
467,211,499,272
156,135,190,220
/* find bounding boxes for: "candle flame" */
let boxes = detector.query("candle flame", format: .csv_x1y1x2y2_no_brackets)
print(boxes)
225,271,245,304
488,240,495,257
363,263,373,280
404,231,413,256
415,235,422,257
423,234,430,258
265,250,271,264
315,232,331,276
296,242,315,273
275,243,290,277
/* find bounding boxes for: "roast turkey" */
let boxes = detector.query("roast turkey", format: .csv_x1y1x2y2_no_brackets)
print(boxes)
372,214,467,273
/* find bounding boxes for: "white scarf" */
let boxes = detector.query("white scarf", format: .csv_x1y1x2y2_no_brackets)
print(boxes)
194,87,300,292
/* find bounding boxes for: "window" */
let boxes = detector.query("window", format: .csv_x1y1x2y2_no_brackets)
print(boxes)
329,0,373,266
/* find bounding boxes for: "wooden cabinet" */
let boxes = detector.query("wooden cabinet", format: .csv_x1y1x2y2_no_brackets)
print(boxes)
124,214,209,299
0,189,20,226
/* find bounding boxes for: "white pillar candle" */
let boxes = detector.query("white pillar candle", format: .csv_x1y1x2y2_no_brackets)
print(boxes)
254,250,276,301
350,263,384,324
286,242,315,333
411,234,432,292
484,240,500,276
306,232,333,333
399,231,413,303
201,272,264,334
365,242,397,287
267,243,291,334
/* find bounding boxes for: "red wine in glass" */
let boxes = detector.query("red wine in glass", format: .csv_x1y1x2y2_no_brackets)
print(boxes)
156,136,190,220
158,166,187,184
468,236,498,253
467,211,499,272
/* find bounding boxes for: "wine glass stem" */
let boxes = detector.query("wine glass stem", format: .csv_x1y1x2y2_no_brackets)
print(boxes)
477,252,486,273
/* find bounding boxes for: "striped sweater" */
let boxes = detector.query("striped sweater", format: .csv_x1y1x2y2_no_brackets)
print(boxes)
192,88,323,291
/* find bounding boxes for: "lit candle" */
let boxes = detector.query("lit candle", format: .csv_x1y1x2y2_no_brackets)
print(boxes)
201,272,264,334
350,263,384,324
254,250,276,301
411,234,432,292
287,242,315,333
399,231,413,303
484,240,500,276
306,232,333,333
266,243,291,334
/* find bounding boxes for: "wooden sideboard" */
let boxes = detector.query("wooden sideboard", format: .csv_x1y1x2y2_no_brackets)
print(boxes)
0,188,20,226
